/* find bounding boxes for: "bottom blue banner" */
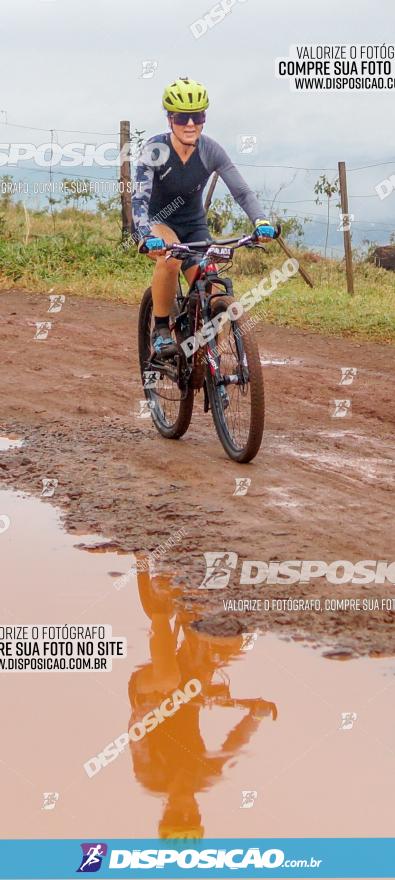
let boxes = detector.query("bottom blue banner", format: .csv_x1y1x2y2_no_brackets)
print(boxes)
0,838,393,879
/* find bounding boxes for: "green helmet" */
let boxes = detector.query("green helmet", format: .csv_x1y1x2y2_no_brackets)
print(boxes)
162,77,209,113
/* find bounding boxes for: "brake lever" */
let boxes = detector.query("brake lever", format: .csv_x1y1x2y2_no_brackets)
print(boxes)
165,245,191,261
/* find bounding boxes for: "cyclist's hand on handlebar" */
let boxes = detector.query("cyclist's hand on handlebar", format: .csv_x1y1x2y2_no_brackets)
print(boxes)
253,219,281,241
138,235,166,255
250,698,277,720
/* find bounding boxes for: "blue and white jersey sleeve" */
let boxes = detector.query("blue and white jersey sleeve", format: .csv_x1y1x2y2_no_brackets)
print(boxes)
131,136,161,239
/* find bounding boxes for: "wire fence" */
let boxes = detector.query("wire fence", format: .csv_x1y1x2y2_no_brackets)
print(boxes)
0,116,394,244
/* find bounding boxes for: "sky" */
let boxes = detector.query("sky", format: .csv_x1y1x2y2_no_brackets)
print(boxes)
1,0,394,248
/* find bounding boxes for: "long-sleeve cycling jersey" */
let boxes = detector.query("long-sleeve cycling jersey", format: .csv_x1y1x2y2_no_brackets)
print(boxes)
132,132,266,239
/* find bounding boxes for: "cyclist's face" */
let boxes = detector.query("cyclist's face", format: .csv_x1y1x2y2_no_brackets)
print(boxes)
170,116,204,144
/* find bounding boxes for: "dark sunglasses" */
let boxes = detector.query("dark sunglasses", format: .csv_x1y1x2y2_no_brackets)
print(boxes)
170,111,206,125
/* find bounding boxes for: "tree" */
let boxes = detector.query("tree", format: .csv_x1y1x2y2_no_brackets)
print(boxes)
0,174,14,211
96,193,121,217
62,178,97,211
206,191,308,246
207,194,235,235
313,174,340,258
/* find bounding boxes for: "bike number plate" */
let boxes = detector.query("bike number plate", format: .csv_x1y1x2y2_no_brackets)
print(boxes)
206,246,233,261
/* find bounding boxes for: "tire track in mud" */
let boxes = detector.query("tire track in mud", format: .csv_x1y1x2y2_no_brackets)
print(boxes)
1,290,394,656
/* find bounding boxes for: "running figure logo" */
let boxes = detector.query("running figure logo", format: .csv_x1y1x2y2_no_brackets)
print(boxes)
233,477,251,496
76,843,107,873
198,552,238,589
240,790,258,809
42,791,59,810
339,712,357,731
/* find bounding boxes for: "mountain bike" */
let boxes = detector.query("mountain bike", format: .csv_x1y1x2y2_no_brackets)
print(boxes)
138,231,278,463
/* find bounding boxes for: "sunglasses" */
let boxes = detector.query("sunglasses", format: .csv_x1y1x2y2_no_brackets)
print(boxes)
170,111,206,125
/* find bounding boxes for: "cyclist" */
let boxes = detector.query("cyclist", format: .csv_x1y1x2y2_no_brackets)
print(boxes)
132,76,276,360
128,563,277,839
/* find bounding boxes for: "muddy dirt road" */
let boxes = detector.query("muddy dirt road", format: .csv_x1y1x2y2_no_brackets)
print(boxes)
1,289,394,656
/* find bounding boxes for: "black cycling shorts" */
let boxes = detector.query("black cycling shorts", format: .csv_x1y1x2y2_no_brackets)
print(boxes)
150,219,212,273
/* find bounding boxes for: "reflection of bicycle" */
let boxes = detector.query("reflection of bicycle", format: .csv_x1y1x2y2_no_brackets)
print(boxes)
138,229,280,463
128,567,278,839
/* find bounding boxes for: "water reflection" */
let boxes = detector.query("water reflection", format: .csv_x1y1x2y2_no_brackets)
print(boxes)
128,565,277,840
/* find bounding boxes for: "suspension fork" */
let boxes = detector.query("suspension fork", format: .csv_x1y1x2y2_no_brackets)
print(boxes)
232,323,249,384
204,285,249,389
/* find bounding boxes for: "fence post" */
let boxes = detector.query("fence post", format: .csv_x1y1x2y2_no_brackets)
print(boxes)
338,161,354,295
120,120,134,242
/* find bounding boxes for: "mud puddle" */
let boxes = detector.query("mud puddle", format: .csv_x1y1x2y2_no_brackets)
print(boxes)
0,489,394,840
269,434,395,485
0,434,24,451
260,357,294,366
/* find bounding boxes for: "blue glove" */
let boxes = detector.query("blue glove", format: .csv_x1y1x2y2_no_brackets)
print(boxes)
140,235,165,253
254,220,276,239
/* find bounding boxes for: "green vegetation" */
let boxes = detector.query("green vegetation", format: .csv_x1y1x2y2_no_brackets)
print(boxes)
0,202,149,299
0,192,394,343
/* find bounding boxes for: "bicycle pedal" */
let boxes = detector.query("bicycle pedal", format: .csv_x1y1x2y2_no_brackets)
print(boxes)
150,355,174,369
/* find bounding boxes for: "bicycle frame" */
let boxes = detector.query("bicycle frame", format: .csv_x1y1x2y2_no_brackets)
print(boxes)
140,231,271,461
149,230,280,392
170,264,232,398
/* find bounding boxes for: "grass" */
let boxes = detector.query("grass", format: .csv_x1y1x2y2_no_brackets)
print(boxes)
0,204,394,343
236,257,395,343
0,206,150,300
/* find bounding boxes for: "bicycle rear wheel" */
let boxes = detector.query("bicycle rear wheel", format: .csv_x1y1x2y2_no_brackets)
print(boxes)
205,296,264,462
138,287,194,439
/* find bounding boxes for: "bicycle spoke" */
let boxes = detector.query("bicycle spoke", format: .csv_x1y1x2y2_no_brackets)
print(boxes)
215,323,251,449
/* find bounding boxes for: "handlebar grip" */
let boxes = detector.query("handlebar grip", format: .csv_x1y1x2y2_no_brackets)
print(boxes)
253,222,281,240
139,237,165,254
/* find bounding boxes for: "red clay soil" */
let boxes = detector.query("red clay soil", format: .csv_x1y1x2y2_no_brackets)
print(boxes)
1,289,394,657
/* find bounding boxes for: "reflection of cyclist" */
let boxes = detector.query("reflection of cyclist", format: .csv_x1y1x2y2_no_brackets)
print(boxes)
128,565,277,839
132,76,276,361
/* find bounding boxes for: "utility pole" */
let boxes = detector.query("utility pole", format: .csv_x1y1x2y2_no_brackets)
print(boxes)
338,161,354,295
120,120,134,241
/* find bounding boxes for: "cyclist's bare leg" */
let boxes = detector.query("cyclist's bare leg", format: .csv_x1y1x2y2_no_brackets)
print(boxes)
183,264,223,298
149,223,181,318
183,265,199,286
148,224,221,313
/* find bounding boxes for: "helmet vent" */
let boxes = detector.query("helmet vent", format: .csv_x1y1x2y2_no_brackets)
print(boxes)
162,78,209,111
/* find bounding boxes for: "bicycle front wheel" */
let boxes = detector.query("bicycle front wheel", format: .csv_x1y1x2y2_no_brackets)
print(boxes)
138,287,194,439
205,296,264,463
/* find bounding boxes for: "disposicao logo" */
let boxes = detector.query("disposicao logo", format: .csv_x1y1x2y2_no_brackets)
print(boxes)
76,843,108,872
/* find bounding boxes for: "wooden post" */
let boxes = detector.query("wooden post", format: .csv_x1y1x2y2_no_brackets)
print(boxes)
204,171,219,212
120,120,134,241
203,168,314,287
338,161,354,295
276,235,314,288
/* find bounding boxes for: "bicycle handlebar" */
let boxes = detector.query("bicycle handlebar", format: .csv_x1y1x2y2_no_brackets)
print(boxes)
163,224,282,260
